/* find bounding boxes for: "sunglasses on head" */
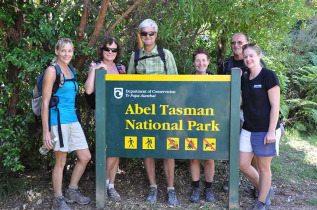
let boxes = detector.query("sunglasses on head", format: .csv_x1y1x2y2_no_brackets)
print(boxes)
103,47,118,52
140,31,156,37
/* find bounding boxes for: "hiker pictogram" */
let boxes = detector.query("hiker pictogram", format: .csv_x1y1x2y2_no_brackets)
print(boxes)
167,137,179,150
203,138,216,151
125,136,137,149
143,137,155,149
185,138,197,151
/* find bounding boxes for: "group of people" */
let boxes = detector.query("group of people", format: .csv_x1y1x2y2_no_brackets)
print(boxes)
41,18,281,210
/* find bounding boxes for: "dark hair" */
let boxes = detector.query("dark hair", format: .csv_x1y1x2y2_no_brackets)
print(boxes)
98,37,122,63
192,47,210,62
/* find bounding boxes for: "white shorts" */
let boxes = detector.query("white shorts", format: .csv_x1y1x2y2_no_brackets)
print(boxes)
240,128,281,156
51,122,88,153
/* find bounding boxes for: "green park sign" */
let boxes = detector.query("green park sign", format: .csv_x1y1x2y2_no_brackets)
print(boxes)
95,70,241,209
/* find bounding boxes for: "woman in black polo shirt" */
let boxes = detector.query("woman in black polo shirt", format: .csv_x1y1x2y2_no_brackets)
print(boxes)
239,43,281,210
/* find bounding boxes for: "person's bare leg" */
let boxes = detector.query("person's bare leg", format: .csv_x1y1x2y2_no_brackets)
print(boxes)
69,149,91,187
189,159,200,181
144,158,156,185
52,151,67,194
106,157,119,184
163,159,175,187
239,152,260,190
204,160,214,182
257,156,273,203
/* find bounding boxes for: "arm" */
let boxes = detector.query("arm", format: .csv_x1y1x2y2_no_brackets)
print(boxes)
264,85,280,144
127,52,136,74
41,66,56,149
84,62,107,94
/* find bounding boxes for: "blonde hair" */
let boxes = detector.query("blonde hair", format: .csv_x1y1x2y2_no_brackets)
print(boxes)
52,37,74,63
242,43,262,55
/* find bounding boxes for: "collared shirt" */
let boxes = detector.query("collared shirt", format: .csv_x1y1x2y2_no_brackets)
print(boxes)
127,45,178,75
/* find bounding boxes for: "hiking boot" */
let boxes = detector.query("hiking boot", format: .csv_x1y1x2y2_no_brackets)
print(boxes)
52,196,71,210
252,200,267,210
167,189,179,207
265,187,274,207
189,187,201,203
107,188,121,201
65,188,91,205
205,187,215,202
146,187,157,204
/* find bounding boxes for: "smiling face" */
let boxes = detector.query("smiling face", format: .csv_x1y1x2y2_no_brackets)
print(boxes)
194,53,210,74
55,43,73,64
231,33,248,57
140,26,157,48
243,47,262,70
102,42,118,62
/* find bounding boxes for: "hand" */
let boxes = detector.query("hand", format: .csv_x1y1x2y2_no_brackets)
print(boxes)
264,131,276,145
43,131,53,149
95,62,107,70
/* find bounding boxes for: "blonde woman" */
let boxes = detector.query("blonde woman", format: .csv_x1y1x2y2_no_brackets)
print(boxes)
42,38,91,210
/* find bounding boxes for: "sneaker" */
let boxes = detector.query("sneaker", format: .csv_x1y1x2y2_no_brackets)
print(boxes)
52,196,71,210
167,189,179,207
65,188,91,205
252,200,267,210
205,187,215,202
223,183,228,192
189,187,201,203
146,187,157,204
108,188,121,201
265,187,274,207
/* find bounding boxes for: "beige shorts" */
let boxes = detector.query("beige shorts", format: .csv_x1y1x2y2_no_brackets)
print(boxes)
51,122,88,153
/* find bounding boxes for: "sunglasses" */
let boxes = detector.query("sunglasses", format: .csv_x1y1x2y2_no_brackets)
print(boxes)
140,31,156,37
103,47,118,52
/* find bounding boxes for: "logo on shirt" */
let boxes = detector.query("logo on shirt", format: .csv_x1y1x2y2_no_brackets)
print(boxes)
114,88,123,99
253,84,262,88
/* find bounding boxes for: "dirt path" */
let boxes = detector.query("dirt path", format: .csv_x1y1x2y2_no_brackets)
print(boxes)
0,159,316,209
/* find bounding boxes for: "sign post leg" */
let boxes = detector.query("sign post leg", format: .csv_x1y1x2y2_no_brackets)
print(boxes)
229,69,241,209
96,70,107,208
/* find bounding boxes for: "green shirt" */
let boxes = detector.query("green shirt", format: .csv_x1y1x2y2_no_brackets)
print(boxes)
127,45,178,75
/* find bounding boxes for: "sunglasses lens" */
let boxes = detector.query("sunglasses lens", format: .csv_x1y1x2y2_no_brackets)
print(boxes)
140,31,155,36
103,47,117,52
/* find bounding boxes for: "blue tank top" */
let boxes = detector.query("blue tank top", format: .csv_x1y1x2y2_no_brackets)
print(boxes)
50,71,78,126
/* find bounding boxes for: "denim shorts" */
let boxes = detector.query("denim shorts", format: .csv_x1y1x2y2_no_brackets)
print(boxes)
240,128,281,157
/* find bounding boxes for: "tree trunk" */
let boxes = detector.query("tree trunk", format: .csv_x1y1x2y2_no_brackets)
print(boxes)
77,0,90,43
217,35,227,75
7,4,24,117
74,0,110,69
106,0,145,35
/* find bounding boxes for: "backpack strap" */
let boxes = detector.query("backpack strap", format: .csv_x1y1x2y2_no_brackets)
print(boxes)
134,49,141,73
115,63,125,74
226,57,233,75
50,63,62,94
157,47,167,72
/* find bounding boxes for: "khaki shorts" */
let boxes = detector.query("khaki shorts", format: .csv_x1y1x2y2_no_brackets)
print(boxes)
51,122,88,153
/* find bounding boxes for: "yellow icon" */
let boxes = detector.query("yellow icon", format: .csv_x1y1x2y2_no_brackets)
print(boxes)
125,136,137,149
143,137,155,149
185,138,198,151
167,137,179,150
203,138,216,151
